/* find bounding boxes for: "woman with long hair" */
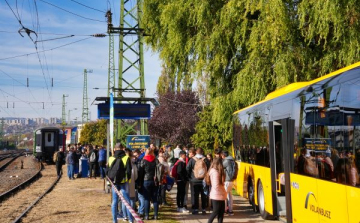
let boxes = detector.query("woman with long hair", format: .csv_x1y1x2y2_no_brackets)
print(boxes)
138,148,160,220
207,157,227,223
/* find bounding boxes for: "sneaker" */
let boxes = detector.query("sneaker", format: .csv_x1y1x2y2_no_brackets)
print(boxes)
202,210,206,215
177,207,180,212
154,216,159,220
123,217,128,221
228,211,234,216
182,208,188,213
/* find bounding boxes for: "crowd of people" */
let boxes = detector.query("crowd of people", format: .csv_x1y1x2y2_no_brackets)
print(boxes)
107,143,238,223
53,143,107,180
54,143,238,223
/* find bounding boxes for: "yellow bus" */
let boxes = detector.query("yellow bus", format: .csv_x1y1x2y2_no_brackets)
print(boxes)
232,62,360,222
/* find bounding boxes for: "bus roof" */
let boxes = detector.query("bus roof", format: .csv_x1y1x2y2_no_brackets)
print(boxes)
233,61,360,115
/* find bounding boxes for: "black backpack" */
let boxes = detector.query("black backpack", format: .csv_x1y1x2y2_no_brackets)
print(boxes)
228,160,239,181
107,158,125,184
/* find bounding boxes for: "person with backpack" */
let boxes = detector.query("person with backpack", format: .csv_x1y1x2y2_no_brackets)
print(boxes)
186,147,210,215
221,151,237,215
138,147,160,220
121,148,138,222
207,157,227,223
88,145,98,179
98,145,107,179
174,151,188,213
107,143,133,223
54,148,65,177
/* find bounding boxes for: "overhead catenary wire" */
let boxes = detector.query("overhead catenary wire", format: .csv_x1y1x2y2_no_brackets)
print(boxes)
0,68,42,112
31,1,54,105
0,88,41,116
0,36,93,61
4,0,24,27
35,34,75,43
0,30,107,36
70,0,106,13
38,0,106,23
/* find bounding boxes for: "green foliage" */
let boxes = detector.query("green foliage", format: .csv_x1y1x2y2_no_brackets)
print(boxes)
79,119,107,145
143,0,360,148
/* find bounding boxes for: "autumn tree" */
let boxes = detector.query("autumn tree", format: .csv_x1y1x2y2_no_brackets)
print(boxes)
79,119,107,145
149,90,200,146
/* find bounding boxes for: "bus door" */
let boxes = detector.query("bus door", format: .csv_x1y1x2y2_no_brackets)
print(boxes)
269,118,295,223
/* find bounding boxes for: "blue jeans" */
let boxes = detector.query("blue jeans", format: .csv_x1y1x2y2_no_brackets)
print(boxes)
99,161,106,178
137,189,145,215
67,164,74,179
123,197,135,219
111,183,133,223
143,180,159,217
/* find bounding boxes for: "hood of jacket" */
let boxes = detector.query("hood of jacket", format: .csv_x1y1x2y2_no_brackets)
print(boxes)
144,154,155,162
114,150,125,158
195,154,204,159
224,155,234,161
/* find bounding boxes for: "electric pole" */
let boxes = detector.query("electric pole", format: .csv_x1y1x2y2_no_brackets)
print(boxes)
61,94,68,127
82,69,92,124
106,0,148,143
106,10,116,97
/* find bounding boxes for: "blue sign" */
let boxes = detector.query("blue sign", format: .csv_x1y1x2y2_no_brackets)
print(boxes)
98,103,151,119
126,135,150,150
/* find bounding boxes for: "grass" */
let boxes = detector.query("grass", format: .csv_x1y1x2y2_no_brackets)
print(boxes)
232,188,239,196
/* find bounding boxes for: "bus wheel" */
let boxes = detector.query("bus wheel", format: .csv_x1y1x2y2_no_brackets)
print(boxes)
248,182,258,212
258,181,269,219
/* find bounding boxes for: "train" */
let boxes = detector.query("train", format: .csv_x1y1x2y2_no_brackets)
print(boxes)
33,127,65,163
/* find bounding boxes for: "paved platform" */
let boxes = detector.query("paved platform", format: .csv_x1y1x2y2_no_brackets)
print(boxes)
20,165,281,223
164,185,280,223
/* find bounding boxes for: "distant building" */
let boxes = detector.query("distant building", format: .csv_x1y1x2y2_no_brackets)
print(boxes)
49,117,61,124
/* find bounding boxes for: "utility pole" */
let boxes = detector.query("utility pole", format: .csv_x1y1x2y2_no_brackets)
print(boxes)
82,69,92,124
106,0,148,143
106,10,116,97
61,94,68,127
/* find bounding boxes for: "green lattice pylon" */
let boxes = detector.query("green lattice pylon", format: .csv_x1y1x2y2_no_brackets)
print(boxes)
107,0,148,144
82,69,90,124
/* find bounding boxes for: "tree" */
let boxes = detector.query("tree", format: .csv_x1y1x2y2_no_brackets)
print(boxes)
149,90,200,146
143,0,360,151
79,119,107,145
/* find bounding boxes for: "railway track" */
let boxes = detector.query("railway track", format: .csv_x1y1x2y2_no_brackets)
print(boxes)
0,164,60,223
0,152,23,171
0,160,42,202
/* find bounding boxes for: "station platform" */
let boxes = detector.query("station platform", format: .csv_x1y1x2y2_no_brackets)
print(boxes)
20,165,279,223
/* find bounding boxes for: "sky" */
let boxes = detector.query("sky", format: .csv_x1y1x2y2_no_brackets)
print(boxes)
0,0,162,121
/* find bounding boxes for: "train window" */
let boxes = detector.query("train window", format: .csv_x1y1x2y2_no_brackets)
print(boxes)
47,133,51,142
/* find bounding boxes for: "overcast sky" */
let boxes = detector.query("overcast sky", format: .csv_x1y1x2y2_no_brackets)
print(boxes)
0,0,161,121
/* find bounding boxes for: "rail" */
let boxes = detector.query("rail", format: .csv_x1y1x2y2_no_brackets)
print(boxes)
11,171,61,223
0,161,42,202
106,176,144,223
0,152,24,171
